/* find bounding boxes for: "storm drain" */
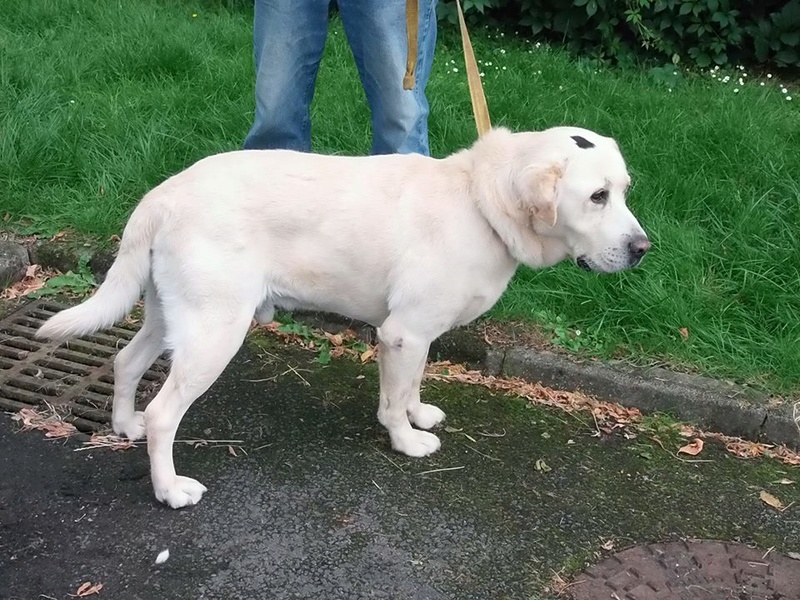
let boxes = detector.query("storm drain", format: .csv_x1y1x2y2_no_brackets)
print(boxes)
569,540,800,600
0,299,167,433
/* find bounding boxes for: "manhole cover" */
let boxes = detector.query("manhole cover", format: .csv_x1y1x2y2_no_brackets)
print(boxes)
0,299,167,433
569,541,800,600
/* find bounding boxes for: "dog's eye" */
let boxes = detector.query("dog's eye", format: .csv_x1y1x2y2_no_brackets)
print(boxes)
590,190,608,205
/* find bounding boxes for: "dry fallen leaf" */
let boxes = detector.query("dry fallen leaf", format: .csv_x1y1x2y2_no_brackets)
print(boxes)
678,438,704,456
43,421,78,439
326,333,343,347
679,327,690,340
600,539,615,551
228,445,238,457
0,264,52,300
71,581,103,597
12,407,77,439
760,490,785,511
360,348,375,363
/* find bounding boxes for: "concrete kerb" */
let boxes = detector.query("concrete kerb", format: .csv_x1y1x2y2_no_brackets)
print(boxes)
7,237,799,450
488,346,799,449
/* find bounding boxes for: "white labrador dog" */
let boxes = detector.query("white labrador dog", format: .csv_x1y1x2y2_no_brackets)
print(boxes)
37,126,649,508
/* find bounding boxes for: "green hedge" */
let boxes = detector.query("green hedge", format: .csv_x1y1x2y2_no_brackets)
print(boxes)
439,0,800,70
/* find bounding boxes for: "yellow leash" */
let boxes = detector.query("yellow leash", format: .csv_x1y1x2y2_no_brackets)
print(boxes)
403,0,491,137
403,0,419,91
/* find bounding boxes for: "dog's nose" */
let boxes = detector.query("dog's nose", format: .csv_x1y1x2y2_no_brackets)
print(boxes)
628,236,651,261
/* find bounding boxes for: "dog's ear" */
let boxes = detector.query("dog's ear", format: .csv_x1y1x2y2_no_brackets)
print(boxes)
521,163,562,228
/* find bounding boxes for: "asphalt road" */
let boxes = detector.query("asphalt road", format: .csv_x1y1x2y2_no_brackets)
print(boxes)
2,339,798,599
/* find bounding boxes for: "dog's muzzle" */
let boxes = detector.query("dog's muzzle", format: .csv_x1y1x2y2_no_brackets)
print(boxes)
576,256,593,272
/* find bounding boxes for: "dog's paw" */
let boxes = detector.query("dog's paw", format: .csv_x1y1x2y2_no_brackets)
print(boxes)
155,476,208,509
409,403,446,430
112,410,146,441
390,429,441,457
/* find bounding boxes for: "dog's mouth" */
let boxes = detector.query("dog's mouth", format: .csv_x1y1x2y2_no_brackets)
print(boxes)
576,256,593,272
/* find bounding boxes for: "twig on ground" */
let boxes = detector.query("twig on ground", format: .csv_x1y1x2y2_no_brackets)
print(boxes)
416,465,465,476
475,428,506,437
460,442,501,462
372,446,407,473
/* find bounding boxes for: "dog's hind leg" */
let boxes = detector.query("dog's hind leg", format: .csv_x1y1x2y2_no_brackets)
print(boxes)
111,279,165,440
145,303,253,509
376,317,441,457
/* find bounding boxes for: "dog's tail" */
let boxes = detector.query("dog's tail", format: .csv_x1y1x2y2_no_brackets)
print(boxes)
36,199,160,342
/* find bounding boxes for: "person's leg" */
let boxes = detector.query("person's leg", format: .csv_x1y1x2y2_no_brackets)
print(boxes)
243,0,331,151
338,0,437,155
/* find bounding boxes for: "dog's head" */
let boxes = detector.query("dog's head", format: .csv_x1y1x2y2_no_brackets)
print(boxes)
520,127,650,273
514,127,650,273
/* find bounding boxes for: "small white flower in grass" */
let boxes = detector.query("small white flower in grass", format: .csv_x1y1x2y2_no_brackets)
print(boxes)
487,61,492,66
528,50,533,54
734,88,739,93
767,73,773,78
535,42,541,48
575,330,581,337
673,71,677,76
537,70,542,75
502,66,507,70
480,72,485,77
500,33,504,37
788,96,793,101
781,87,788,94
155,549,170,565
738,78,744,85
668,88,673,92
452,67,458,73
760,82,765,86
69,100,76,104
558,85,564,90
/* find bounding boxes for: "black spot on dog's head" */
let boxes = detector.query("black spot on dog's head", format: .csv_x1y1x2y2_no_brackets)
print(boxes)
571,135,595,149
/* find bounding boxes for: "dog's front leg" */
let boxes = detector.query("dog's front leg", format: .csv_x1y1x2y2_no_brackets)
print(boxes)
376,318,441,457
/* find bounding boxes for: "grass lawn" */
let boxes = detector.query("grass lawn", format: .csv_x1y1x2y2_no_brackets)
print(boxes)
1,0,799,393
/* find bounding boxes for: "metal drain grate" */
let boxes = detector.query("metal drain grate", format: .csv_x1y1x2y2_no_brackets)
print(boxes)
569,541,800,600
0,299,167,433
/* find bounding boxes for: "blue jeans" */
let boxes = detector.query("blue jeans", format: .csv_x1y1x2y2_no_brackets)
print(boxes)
244,0,437,155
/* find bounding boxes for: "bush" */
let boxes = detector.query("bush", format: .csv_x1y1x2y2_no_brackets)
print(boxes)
439,0,800,70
